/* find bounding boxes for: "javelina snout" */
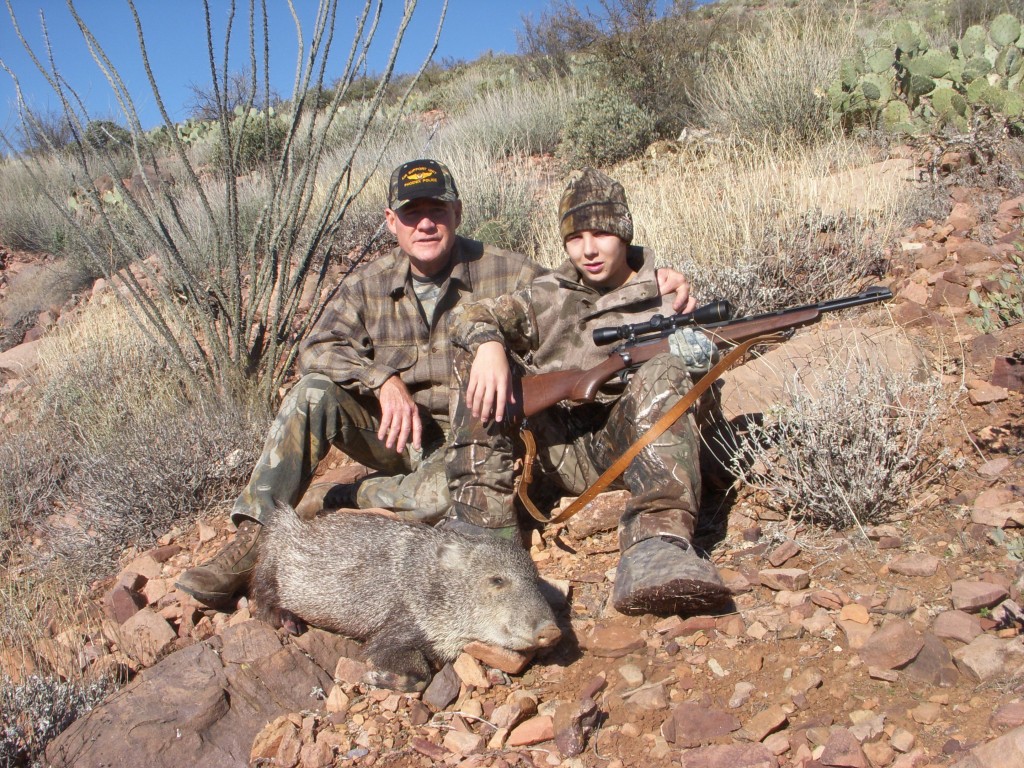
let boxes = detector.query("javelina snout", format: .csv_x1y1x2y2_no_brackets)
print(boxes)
252,510,560,692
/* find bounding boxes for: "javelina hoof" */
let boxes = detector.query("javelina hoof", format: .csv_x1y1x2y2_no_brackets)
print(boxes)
363,644,432,692
279,608,307,636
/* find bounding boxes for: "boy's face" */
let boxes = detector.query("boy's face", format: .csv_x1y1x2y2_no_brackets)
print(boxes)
564,230,633,289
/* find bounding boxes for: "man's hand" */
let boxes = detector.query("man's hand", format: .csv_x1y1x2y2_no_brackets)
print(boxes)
655,267,698,313
377,375,422,454
467,341,514,423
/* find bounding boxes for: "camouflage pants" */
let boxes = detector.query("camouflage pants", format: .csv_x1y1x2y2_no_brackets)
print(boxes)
232,373,451,526
446,350,704,551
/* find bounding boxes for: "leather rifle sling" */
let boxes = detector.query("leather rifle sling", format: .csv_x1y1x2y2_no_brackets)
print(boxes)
515,335,775,525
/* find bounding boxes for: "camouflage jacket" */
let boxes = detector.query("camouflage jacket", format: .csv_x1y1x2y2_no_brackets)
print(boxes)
299,236,545,424
449,246,673,403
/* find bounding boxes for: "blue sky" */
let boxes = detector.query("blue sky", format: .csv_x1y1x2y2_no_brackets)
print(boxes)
0,0,576,136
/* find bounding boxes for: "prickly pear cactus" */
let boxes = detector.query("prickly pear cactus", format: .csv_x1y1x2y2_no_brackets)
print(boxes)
828,13,1024,135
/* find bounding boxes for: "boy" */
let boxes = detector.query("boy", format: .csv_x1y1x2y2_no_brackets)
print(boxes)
444,167,729,616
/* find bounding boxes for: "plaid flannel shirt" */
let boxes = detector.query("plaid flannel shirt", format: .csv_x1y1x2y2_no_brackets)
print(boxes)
299,236,545,427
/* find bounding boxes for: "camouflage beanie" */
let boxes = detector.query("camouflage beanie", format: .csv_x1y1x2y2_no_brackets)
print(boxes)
558,167,633,244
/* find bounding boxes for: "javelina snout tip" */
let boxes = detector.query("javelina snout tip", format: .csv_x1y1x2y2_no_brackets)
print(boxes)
534,622,562,648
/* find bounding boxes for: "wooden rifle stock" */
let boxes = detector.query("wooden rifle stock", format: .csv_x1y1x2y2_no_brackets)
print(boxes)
519,307,823,418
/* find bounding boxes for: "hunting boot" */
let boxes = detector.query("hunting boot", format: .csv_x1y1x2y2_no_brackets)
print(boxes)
175,520,262,608
611,536,731,616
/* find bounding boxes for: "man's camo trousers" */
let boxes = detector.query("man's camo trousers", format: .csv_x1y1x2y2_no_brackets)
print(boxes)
231,373,451,526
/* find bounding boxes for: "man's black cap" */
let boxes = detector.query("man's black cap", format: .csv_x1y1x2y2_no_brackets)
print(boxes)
387,159,459,210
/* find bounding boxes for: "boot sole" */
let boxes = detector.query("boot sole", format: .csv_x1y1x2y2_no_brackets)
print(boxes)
175,580,240,610
613,578,732,617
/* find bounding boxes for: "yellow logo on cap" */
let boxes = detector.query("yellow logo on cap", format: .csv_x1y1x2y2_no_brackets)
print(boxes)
402,166,437,185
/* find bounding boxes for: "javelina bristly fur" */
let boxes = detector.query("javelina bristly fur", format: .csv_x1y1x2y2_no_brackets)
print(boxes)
252,510,561,691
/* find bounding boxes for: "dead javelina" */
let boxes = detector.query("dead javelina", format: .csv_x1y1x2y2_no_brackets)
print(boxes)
251,509,561,692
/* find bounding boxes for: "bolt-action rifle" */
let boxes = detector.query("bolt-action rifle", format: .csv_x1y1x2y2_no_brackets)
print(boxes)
517,286,894,418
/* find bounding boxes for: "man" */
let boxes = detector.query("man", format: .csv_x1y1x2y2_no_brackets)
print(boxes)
176,159,695,608
445,167,729,616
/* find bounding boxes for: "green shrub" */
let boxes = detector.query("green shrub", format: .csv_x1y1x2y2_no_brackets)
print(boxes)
558,87,656,167
82,120,132,152
209,109,289,172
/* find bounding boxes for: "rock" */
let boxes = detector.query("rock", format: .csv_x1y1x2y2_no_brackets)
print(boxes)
123,554,164,581
410,737,447,761
422,663,461,710
953,634,1024,682
553,698,598,758
219,620,281,664
903,632,959,687
453,652,490,689
491,695,538,730
443,729,484,755
888,554,940,577
910,701,942,724
968,382,1008,405
991,702,1024,731
290,628,361,675
933,610,983,643
759,569,810,591
744,705,788,742
119,609,177,667
662,702,741,747
564,490,628,539
767,540,801,567
333,655,368,686
0,339,42,378
506,715,554,747
885,589,918,616
951,724,1024,768
784,668,824,697
104,584,146,624
857,620,924,670
951,580,1009,612
45,641,333,768
676,743,777,768
891,728,916,752
729,681,757,708
820,727,870,767
581,624,645,657
839,604,870,624
462,641,534,674
838,618,876,649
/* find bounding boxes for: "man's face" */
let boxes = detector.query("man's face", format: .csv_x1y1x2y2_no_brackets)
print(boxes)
564,230,633,289
385,198,463,278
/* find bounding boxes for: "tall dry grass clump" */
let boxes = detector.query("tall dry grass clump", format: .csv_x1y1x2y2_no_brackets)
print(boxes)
693,4,858,146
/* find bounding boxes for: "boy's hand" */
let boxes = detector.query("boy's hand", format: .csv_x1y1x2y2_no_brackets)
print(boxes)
467,341,514,423
655,268,698,313
377,375,422,453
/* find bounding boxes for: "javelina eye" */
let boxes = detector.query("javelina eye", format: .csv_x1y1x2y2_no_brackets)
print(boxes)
489,576,506,587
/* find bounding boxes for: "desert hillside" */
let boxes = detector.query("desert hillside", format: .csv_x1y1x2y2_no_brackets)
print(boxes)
2,1,1024,767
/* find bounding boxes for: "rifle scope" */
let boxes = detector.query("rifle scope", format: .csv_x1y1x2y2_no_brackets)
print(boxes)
593,300,733,346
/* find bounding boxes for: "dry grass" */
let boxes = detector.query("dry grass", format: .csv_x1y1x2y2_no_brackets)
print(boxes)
527,137,925,312
693,3,857,146
726,335,949,531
